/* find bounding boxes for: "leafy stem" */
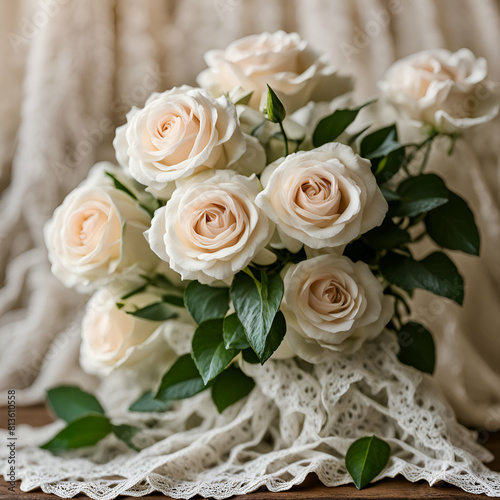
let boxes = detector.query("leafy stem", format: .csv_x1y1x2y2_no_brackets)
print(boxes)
417,136,434,175
279,121,289,156
402,130,438,176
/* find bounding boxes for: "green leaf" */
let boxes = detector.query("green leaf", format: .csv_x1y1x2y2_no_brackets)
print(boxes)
393,174,449,217
379,251,464,305
40,414,112,451
360,125,400,159
345,436,391,489
211,365,255,413
46,386,105,423
112,424,141,452
375,146,406,183
184,281,230,325
425,191,480,256
234,90,254,106
268,246,307,268
397,322,435,374
348,124,372,146
230,270,285,363
343,239,377,264
161,294,185,308
105,171,138,200
155,354,208,402
223,313,250,350
380,186,401,202
192,319,239,384
260,310,287,363
362,219,411,250
127,301,178,321
265,85,286,123
129,391,172,413
106,171,158,217
144,273,174,289
120,284,147,300
242,348,261,364
312,100,375,148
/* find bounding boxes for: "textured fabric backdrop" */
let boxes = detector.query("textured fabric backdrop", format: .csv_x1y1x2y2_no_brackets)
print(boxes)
0,0,499,428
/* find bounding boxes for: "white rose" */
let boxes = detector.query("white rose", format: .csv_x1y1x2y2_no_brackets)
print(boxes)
197,30,352,114
281,254,394,361
379,48,499,133
146,170,275,284
113,86,262,198
44,162,157,291
80,281,194,376
255,143,387,252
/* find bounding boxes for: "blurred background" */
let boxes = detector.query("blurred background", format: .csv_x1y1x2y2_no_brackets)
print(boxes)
1,0,499,430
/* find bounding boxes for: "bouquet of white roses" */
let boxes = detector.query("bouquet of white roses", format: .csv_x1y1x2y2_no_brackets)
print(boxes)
40,32,499,493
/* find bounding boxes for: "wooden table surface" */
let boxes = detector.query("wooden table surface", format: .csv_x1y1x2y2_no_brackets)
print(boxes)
1,405,499,499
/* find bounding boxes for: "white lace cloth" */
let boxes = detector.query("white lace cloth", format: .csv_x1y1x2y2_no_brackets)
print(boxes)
2,332,499,499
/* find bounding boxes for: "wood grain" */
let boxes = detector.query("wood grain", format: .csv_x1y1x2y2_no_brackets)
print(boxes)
1,405,498,499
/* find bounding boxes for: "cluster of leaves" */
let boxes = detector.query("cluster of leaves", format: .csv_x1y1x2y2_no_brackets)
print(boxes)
117,273,184,321
313,104,479,378
40,386,141,452
130,265,289,414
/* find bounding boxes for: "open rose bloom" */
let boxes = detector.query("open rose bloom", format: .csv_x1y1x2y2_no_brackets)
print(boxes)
197,30,352,113
44,162,159,291
379,48,499,133
147,170,275,284
256,142,387,252
39,31,499,499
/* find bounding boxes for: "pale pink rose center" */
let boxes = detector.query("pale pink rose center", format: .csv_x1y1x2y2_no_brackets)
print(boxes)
81,211,104,243
298,270,363,324
291,171,344,227
309,276,353,315
87,308,132,355
155,113,183,138
195,203,237,238
65,200,122,262
408,59,458,99
147,104,209,168
69,207,107,248
182,195,249,253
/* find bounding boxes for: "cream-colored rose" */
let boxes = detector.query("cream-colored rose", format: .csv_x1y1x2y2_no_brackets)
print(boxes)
197,31,352,114
146,170,275,284
80,281,194,376
113,86,263,198
379,48,499,133
281,254,393,361
44,162,157,291
255,143,387,252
